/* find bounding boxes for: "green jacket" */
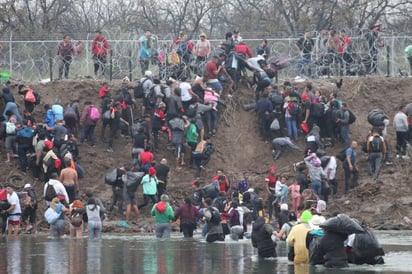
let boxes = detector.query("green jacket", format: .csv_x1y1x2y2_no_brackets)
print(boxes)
185,123,198,144
151,202,175,223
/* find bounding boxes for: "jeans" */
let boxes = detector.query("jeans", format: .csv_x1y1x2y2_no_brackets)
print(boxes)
93,55,106,76
80,124,96,146
3,102,23,122
298,54,312,76
205,110,218,132
88,220,102,239
17,143,31,170
368,152,382,180
285,117,298,141
58,58,72,79
207,81,223,94
340,125,350,148
51,219,65,238
273,144,286,160
310,180,322,196
155,223,171,238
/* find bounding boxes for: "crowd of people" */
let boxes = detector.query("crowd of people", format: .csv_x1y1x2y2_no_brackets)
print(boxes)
0,27,411,269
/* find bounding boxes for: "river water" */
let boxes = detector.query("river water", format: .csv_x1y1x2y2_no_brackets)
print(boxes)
0,230,411,274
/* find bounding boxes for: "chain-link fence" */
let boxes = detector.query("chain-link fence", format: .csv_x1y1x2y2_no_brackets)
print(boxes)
1,31,412,81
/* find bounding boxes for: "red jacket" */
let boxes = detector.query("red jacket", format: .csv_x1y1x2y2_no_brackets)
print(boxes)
92,36,109,56
235,43,253,58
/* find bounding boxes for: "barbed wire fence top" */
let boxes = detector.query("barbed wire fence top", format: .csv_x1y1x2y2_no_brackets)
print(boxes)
1,31,412,82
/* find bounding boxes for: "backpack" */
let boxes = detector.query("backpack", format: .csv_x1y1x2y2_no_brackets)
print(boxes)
134,78,148,99
89,106,100,121
34,91,41,105
348,109,356,124
6,122,16,134
44,183,57,201
65,103,76,117
208,207,221,225
311,103,325,118
146,86,157,108
24,88,36,103
270,93,283,107
186,103,198,118
288,101,300,117
169,117,185,131
370,135,383,153
336,147,350,162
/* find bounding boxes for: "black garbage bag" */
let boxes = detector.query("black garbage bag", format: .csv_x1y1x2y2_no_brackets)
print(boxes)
367,109,385,126
320,214,364,235
123,172,144,193
352,227,385,265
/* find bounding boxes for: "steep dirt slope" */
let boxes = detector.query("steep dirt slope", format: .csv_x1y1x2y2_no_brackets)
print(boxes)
1,76,412,230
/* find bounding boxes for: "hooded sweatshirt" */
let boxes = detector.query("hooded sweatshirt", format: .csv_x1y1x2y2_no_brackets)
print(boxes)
151,201,174,223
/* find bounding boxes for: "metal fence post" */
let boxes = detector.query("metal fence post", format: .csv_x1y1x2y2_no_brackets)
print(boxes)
86,34,90,77
129,50,132,81
109,49,113,81
386,46,390,77
49,50,53,81
9,33,12,76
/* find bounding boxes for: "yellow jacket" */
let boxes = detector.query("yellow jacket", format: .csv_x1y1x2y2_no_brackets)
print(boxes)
286,223,312,264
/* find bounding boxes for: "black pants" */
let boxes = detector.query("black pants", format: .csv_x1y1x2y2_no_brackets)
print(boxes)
343,162,359,193
93,55,107,76
138,194,158,210
109,186,123,213
58,58,72,79
181,223,196,238
396,131,408,156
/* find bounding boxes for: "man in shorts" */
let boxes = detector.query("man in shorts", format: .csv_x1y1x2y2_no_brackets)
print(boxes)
2,184,22,236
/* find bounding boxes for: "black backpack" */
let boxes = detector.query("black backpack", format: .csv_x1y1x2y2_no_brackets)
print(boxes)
270,93,283,107
134,79,148,99
147,86,157,108
33,91,41,105
370,135,383,153
44,183,57,202
208,207,221,225
348,109,356,124
336,147,349,162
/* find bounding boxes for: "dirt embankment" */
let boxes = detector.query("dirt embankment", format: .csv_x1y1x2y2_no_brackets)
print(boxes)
1,76,412,232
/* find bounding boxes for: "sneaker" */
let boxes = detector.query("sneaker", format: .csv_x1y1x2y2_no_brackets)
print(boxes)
402,155,410,160
293,163,298,172
385,161,393,165
107,148,114,153
396,154,400,159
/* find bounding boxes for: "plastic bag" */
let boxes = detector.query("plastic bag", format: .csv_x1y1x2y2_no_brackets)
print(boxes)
320,214,364,235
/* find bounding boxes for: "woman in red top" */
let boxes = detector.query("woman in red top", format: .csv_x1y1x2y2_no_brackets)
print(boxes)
91,31,109,77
